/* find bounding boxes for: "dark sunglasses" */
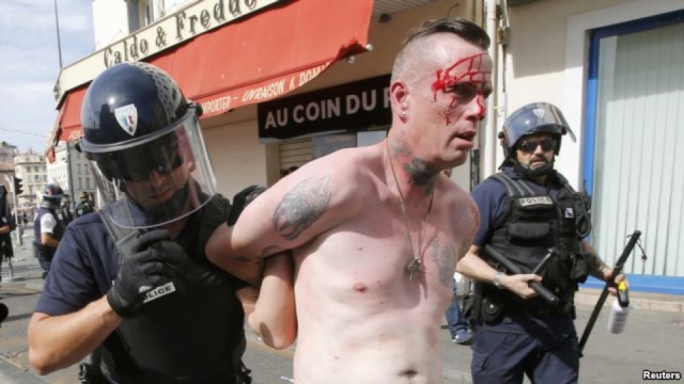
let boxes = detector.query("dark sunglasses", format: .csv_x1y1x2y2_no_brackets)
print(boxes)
517,138,556,154
91,134,184,182
121,154,184,182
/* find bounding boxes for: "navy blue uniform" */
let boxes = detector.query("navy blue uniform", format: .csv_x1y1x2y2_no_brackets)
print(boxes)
470,166,579,384
35,199,249,384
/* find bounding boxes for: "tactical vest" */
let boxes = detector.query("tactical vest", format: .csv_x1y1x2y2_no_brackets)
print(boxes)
485,172,591,308
95,195,248,383
33,206,67,261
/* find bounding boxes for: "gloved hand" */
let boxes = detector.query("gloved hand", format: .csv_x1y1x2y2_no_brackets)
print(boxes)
106,229,187,318
227,185,267,226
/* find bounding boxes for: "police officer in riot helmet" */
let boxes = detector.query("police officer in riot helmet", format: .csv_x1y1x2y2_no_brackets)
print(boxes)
456,102,627,383
75,191,95,217
28,62,295,384
33,184,68,279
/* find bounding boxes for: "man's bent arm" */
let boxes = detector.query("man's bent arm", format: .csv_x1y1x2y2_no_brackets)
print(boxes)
206,224,265,285
237,252,296,350
207,160,362,282
457,245,539,299
28,297,122,375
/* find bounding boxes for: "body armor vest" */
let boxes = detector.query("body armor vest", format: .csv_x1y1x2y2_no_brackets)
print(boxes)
96,195,247,383
485,172,592,308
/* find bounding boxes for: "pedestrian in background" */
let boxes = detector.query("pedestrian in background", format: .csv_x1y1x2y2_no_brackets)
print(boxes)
27,62,295,384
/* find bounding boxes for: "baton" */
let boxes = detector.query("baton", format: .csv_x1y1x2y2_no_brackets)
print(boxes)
483,245,559,306
578,230,641,357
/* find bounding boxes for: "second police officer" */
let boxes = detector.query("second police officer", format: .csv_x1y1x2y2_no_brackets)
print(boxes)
33,184,69,279
27,62,295,383
457,102,626,383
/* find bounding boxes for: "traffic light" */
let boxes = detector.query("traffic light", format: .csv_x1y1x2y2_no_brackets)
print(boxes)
13,176,23,195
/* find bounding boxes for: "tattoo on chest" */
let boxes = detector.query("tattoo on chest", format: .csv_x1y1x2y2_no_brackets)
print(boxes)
273,176,331,240
430,238,457,287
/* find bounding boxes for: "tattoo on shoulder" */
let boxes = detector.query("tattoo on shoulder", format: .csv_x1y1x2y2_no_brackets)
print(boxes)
273,176,331,241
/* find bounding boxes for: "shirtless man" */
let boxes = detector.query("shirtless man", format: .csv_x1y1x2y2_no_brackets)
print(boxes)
208,18,496,383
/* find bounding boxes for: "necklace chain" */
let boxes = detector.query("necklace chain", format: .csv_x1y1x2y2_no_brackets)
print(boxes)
386,142,434,281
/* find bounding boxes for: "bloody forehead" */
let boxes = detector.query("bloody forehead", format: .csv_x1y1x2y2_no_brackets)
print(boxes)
431,52,491,94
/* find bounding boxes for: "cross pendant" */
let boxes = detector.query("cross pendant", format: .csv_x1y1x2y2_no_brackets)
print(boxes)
407,258,422,282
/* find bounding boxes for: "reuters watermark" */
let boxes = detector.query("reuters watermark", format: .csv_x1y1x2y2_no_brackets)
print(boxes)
643,370,682,380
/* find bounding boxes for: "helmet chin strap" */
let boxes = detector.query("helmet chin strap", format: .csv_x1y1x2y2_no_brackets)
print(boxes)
513,158,555,178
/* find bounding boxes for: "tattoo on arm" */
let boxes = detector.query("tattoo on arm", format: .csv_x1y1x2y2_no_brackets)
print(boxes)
273,176,331,241
431,238,457,287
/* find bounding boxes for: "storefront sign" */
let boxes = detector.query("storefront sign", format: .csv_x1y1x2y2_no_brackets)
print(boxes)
103,0,282,67
258,74,391,141
199,63,328,118
56,0,284,101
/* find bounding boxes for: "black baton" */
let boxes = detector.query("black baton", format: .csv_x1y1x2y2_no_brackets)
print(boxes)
483,245,559,306
578,230,641,357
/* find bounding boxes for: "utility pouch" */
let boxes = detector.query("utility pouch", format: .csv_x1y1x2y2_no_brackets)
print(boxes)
570,253,591,284
480,296,504,323
508,222,551,242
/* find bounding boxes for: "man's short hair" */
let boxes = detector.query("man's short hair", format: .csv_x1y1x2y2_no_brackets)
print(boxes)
403,17,490,50
392,17,490,84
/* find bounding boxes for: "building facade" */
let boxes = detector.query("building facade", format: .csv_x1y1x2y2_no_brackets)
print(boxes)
49,0,684,293
14,150,47,208
47,141,97,207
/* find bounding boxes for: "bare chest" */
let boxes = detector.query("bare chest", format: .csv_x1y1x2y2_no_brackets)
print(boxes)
293,206,472,306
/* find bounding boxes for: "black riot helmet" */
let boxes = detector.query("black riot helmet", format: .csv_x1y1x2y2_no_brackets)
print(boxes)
498,102,576,158
78,62,217,229
498,102,576,176
42,184,64,207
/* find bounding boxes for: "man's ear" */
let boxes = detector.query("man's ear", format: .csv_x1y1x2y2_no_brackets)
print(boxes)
390,80,409,116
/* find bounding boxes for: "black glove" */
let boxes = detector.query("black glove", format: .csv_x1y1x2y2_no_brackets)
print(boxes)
106,229,187,318
227,185,266,226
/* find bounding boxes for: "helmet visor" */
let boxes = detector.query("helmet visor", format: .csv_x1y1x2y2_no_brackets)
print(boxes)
86,112,218,229
503,102,575,149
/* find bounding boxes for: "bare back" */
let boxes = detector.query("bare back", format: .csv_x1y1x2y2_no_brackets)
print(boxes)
264,143,478,383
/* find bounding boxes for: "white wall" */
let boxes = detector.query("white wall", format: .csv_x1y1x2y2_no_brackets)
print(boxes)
203,116,269,199
503,0,684,188
92,0,132,49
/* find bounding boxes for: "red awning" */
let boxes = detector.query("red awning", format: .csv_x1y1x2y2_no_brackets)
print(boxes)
51,0,373,145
